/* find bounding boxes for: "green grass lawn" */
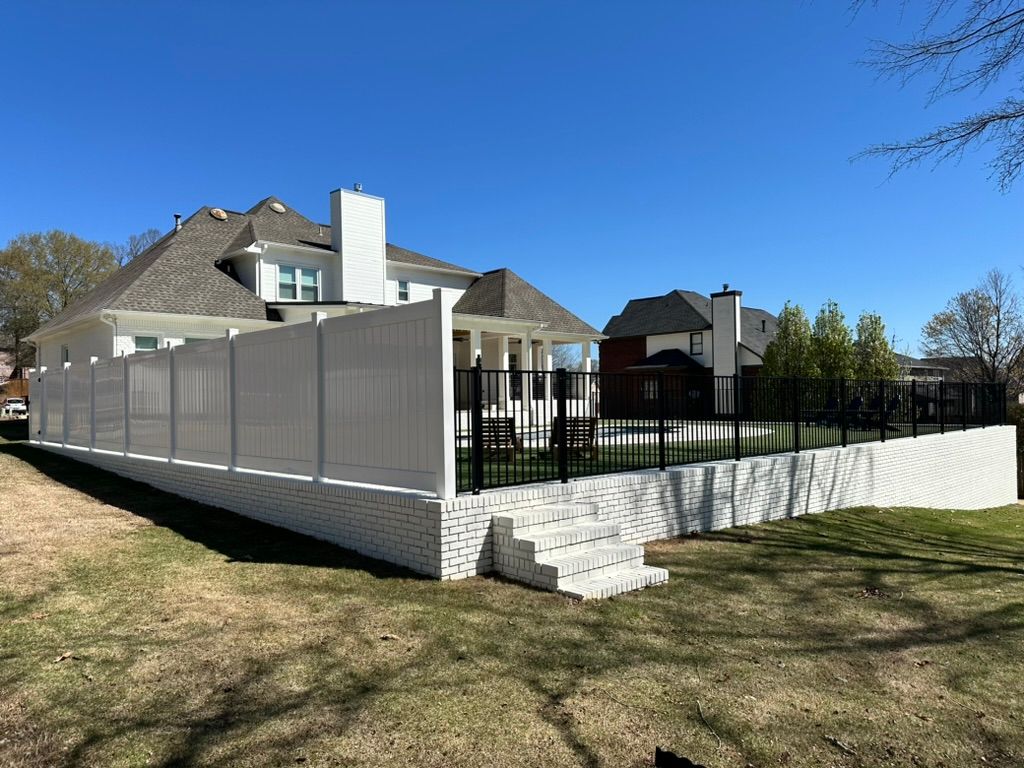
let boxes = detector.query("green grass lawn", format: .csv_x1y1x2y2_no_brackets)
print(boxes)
2,418,1022,767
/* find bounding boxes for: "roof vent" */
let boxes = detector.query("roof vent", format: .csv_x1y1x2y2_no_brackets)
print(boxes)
210,208,228,221
269,201,286,214
173,213,182,231
353,182,363,193
722,283,730,291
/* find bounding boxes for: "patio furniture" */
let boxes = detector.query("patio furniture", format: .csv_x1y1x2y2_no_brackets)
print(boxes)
481,417,523,460
845,395,865,429
550,416,600,461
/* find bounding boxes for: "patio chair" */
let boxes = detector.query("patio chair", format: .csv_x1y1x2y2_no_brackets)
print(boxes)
550,416,600,462
481,416,523,461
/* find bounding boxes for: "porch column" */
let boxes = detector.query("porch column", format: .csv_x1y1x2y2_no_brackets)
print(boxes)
469,328,482,366
581,340,593,416
581,341,592,373
521,331,533,425
498,334,510,406
542,338,553,404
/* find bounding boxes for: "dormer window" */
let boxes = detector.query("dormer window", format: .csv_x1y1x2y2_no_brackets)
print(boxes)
278,265,319,301
397,280,410,303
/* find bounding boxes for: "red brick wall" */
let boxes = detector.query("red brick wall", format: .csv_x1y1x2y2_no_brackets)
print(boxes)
599,337,647,373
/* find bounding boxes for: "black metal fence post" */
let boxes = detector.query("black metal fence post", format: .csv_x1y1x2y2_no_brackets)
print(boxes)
840,378,848,448
1003,383,1009,425
556,367,569,484
939,380,946,434
470,356,484,494
732,374,741,462
911,379,918,438
792,377,801,453
657,371,667,471
879,380,887,443
962,381,969,431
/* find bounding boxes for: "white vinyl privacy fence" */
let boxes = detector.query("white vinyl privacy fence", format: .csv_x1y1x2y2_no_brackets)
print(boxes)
31,290,458,497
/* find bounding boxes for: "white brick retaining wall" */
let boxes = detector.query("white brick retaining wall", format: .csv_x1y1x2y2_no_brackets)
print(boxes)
36,425,1017,580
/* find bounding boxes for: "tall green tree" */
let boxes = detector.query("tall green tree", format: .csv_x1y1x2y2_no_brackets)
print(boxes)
854,311,900,380
0,231,118,367
811,300,855,380
761,301,816,377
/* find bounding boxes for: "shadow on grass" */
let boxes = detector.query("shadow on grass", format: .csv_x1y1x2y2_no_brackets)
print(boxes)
0,434,422,581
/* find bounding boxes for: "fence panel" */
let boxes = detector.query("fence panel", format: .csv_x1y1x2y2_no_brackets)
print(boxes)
66,364,92,447
233,322,315,476
43,370,64,443
93,358,125,451
320,301,444,491
456,368,1007,494
174,338,229,464
127,349,170,458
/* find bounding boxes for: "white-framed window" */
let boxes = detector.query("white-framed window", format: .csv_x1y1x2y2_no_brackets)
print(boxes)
184,337,207,345
690,332,703,356
278,265,319,301
134,336,159,351
60,344,69,363
397,279,410,302
642,379,658,401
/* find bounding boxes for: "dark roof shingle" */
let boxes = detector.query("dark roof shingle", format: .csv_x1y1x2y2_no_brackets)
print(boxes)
454,269,600,337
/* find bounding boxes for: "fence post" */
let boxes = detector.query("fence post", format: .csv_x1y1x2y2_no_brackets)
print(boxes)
1003,383,1009,425
470,355,484,494
62,361,71,447
657,371,667,471
122,352,130,456
840,378,848,448
879,380,887,443
311,312,327,482
962,381,968,431
911,379,918,438
556,367,569,483
938,380,945,434
732,374,741,462
89,356,98,451
226,328,238,472
792,377,801,454
167,343,176,462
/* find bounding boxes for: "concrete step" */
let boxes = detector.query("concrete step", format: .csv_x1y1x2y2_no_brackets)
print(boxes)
492,503,598,537
558,565,670,600
538,543,646,588
513,522,622,558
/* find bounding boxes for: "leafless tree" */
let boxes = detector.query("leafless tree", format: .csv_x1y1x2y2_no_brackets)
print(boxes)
855,1,1024,190
922,268,1024,390
113,228,162,266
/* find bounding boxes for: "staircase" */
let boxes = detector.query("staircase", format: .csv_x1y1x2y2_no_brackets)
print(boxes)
492,503,669,599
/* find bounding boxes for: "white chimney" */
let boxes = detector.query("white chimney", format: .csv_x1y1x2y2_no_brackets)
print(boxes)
330,187,386,305
711,284,742,378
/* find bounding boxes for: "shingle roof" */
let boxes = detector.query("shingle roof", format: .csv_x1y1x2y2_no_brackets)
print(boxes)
454,268,601,337
31,196,484,339
32,207,271,337
627,349,704,369
386,243,479,275
603,289,778,358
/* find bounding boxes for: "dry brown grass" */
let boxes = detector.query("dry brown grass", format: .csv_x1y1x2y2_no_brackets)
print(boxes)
1,420,1023,767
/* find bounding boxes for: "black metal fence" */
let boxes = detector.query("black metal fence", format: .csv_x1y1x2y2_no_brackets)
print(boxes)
453,366,1007,494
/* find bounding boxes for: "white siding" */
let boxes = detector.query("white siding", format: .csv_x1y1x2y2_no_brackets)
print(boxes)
260,244,338,303
385,265,473,305
332,189,386,304
37,321,114,371
646,330,712,368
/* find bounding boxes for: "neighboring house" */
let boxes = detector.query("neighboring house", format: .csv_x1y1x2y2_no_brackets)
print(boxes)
600,286,778,377
897,353,947,382
27,188,603,385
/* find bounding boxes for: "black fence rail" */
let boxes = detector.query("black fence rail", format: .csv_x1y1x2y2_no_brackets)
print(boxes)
453,366,1007,494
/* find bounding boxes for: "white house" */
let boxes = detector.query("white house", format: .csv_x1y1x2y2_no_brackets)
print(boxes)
28,187,604,385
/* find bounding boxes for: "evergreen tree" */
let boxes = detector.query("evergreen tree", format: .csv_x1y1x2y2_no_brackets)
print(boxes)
761,302,816,377
811,300,855,380
854,311,900,381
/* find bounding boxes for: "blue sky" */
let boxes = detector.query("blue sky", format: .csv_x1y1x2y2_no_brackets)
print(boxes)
2,2,1021,355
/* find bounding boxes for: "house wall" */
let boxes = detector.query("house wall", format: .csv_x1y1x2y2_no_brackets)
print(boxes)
259,244,338,303
597,337,647,373
646,330,712,368
331,189,386,305
230,252,259,295
112,316,266,356
32,426,1017,580
36,321,114,371
385,265,473,305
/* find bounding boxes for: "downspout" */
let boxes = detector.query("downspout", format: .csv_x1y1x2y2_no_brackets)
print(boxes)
99,312,118,357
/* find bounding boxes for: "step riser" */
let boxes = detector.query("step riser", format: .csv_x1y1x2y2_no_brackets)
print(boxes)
493,504,600,537
514,531,622,558
559,567,670,600
554,555,646,589
538,545,645,579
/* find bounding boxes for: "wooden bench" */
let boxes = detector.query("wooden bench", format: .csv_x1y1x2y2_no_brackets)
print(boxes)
550,416,599,461
481,417,523,460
